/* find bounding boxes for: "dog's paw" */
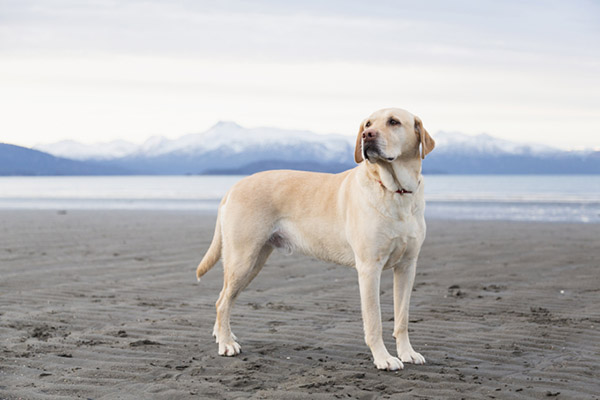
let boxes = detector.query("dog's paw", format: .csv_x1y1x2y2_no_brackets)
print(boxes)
373,355,404,371
218,340,241,356
398,349,426,364
213,327,237,343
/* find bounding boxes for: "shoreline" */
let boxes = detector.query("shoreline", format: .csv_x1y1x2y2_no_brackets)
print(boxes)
1,174,599,223
0,207,598,224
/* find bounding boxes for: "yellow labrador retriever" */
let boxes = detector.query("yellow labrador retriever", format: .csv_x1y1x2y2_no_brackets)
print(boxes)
196,108,435,371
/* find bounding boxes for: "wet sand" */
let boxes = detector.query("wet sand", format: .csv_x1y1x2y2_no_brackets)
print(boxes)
1,210,599,399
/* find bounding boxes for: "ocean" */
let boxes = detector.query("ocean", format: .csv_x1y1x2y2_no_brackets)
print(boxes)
0,175,598,223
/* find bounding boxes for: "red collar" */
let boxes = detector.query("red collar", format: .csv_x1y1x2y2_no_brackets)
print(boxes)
377,180,412,195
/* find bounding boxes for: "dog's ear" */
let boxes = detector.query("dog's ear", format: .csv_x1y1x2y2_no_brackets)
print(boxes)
415,116,435,159
354,120,366,163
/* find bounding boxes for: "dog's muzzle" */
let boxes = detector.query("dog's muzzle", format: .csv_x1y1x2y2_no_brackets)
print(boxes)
363,141,382,162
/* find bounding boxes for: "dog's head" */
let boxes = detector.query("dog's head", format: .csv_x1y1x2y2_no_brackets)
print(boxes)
354,108,435,164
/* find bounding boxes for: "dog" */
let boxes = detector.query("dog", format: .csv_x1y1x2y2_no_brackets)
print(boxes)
196,108,435,370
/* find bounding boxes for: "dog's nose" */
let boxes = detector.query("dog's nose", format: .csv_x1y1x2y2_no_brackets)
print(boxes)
362,129,378,141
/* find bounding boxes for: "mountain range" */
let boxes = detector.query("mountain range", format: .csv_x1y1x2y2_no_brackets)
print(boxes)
0,143,128,176
1,122,598,175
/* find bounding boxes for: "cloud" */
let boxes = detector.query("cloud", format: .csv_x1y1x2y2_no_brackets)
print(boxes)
0,0,598,149
1,0,598,66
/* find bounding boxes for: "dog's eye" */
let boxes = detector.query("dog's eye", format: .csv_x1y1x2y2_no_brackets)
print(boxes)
388,118,400,126
365,121,371,128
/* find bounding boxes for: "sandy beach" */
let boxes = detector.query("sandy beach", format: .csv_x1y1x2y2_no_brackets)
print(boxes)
1,210,599,399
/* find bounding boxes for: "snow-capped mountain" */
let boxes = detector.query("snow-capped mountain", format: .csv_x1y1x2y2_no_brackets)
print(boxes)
434,131,560,155
133,121,354,160
33,139,138,161
35,121,354,162
27,122,599,175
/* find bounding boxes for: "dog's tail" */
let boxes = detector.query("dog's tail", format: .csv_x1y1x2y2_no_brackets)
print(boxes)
196,206,223,282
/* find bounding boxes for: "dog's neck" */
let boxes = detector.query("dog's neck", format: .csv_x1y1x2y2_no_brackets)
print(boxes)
364,157,422,195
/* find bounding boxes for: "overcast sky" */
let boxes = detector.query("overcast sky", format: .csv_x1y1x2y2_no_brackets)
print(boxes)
1,0,599,149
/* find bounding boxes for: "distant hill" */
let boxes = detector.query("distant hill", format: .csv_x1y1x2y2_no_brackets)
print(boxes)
16,123,600,175
0,143,130,175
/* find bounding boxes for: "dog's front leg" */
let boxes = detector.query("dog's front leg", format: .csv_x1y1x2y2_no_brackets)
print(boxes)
356,264,404,371
393,261,426,364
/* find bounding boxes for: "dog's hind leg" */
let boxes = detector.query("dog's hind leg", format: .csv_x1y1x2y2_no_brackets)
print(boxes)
213,243,273,356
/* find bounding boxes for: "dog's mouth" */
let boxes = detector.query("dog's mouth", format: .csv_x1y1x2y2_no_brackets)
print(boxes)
363,141,395,163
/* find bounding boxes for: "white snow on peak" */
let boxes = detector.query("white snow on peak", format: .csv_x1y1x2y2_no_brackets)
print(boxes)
137,136,171,156
34,139,138,160
129,121,353,159
434,131,559,155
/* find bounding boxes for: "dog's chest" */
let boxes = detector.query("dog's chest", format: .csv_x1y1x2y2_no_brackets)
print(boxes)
382,216,422,269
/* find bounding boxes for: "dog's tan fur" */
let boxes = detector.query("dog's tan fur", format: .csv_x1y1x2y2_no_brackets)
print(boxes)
196,108,435,370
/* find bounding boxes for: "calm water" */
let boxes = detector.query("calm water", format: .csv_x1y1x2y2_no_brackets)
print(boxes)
0,175,599,223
